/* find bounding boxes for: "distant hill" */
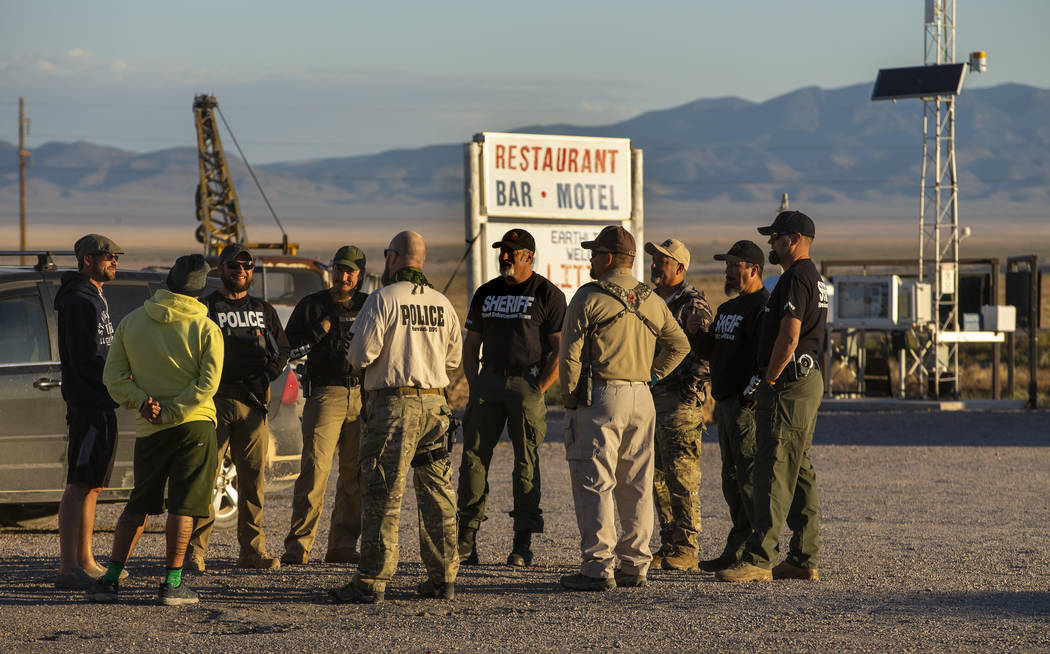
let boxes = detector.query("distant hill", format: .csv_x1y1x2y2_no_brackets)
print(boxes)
1,81,1047,241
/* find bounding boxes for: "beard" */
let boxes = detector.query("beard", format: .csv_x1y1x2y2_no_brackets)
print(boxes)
222,274,251,294
499,262,514,280
724,279,740,297
589,266,599,280
90,261,116,283
650,272,663,286
768,250,780,266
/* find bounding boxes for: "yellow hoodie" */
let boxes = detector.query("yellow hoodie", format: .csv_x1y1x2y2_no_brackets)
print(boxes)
103,289,224,437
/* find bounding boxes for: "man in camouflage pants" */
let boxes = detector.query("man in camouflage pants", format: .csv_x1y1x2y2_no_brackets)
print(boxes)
644,238,713,571
330,231,462,604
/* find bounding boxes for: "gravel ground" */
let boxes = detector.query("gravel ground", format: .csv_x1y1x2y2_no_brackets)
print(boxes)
1,408,1048,653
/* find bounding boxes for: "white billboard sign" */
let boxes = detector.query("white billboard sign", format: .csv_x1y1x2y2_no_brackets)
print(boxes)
482,132,632,220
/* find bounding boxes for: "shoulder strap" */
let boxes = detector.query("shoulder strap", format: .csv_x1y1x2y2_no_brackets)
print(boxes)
592,281,658,336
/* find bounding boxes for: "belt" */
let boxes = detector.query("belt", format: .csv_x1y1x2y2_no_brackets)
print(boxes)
373,386,443,396
312,374,360,388
483,364,538,377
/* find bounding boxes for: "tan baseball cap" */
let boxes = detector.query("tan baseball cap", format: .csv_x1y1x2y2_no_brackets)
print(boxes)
644,238,690,270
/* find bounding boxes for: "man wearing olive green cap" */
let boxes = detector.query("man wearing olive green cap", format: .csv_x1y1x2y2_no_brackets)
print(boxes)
281,245,371,565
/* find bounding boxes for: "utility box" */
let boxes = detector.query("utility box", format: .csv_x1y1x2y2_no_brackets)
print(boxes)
832,276,932,329
981,304,1016,332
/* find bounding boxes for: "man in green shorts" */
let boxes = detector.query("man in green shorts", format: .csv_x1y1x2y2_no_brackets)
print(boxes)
88,254,224,606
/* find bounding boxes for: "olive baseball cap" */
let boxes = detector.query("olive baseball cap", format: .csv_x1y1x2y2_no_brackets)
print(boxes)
74,234,124,260
757,210,816,238
218,243,254,266
492,228,536,252
714,240,765,266
581,225,636,256
644,238,691,270
332,245,366,271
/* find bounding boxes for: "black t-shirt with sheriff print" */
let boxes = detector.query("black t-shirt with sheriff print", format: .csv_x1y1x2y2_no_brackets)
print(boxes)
708,287,770,400
466,273,566,371
757,258,829,372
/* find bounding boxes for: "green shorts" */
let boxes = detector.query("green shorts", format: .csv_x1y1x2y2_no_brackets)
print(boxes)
126,421,217,518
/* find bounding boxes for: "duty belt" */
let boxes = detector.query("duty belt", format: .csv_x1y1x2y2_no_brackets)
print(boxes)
483,363,540,377
373,386,443,397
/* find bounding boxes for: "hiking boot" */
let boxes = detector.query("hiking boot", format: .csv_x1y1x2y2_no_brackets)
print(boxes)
458,526,479,566
280,550,308,565
698,555,737,573
506,531,533,567
55,568,96,590
324,548,361,564
650,544,673,569
772,561,820,581
660,547,699,571
159,581,200,606
613,570,648,587
237,553,281,570
186,552,206,574
715,560,773,583
329,581,384,604
417,580,455,600
559,573,615,592
85,577,119,603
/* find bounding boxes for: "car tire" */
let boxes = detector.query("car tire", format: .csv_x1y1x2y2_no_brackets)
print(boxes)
212,454,239,531
0,503,60,529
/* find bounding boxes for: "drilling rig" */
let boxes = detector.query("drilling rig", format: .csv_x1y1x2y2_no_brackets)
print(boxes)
193,94,298,256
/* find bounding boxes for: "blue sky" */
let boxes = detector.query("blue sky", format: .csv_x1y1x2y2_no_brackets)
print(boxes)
2,0,1047,163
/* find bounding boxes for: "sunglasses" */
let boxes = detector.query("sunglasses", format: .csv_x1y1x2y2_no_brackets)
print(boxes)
225,261,254,271
384,248,400,258
92,253,119,262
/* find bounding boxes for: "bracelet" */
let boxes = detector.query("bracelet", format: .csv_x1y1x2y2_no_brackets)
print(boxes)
765,378,776,386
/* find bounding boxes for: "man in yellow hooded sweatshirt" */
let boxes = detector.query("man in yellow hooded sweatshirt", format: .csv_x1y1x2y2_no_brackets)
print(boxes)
88,254,224,606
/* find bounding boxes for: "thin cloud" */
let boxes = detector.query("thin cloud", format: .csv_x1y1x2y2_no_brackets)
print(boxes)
67,48,93,59
34,59,59,73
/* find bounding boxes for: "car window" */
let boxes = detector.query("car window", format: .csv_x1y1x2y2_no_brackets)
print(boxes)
260,268,325,306
103,282,154,326
0,290,50,364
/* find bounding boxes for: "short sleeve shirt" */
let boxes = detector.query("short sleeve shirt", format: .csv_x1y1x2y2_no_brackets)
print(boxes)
757,259,829,368
708,287,769,400
466,273,566,370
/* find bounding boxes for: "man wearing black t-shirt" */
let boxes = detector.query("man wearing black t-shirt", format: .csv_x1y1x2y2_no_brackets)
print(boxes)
187,245,290,571
457,228,566,568
718,211,827,583
689,240,769,573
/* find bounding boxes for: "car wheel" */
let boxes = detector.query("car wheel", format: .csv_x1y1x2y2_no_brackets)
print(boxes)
0,503,60,529
212,454,239,530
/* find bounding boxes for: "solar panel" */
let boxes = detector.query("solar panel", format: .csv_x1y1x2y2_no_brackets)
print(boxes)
871,63,967,101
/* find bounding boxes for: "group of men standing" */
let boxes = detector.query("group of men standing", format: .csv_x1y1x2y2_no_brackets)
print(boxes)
55,208,827,606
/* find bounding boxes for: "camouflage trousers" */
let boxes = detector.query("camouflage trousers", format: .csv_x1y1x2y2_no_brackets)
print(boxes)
651,384,704,553
352,391,458,592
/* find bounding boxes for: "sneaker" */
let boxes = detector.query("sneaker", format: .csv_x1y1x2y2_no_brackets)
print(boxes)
772,561,820,581
613,570,648,588
237,553,281,570
158,581,200,606
417,580,455,600
85,577,119,603
329,582,383,604
715,560,773,583
559,573,616,592
280,550,308,565
506,531,533,567
55,568,96,590
660,547,699,571
698,555,737,573
324,548,361,564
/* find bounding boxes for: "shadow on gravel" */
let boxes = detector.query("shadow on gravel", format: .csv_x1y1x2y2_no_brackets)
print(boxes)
869,590,1050,618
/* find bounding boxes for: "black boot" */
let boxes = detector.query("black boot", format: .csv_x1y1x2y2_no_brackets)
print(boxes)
506,531,533,567
458,526,479,565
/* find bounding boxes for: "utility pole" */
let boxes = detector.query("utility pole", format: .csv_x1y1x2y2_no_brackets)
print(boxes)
18,98,31,266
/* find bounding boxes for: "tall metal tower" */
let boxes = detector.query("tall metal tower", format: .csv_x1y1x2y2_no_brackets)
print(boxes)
920,0,960,398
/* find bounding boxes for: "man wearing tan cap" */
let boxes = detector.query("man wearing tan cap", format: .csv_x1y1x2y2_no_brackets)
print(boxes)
559,225,690,591
643,237,713,571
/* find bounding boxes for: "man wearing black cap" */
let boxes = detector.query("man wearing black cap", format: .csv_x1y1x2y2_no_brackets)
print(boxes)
91,254,224,605
54,234,124,589
688,240,769,573
186,244,290,572
717,211,827,583
456,228,566,568
282,245,370,565
559,225,689,591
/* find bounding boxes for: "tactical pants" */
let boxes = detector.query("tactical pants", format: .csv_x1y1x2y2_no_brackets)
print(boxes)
713,394,756,561
284,385,362,559
189,393,270,558
743,370,822,569
651,385,704,553
565,381,655,580
457,368,547,534
352,392,458,592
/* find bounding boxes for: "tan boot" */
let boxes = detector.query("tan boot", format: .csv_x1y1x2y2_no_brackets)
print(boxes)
660,547,699,571
237,552,281,570
772,561,819,580
715,560,773,582
650,544,673,569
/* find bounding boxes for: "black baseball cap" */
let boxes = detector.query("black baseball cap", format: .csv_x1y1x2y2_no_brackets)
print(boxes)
714,240,764,266
581,225,636,256
757,210,816,238
492,228,536,252
218,243,254,266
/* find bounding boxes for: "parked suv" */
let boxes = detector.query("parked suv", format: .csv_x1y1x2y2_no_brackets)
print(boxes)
0,252,307,528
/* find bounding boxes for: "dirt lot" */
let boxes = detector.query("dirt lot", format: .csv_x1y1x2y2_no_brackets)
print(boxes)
1,408,1048,653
